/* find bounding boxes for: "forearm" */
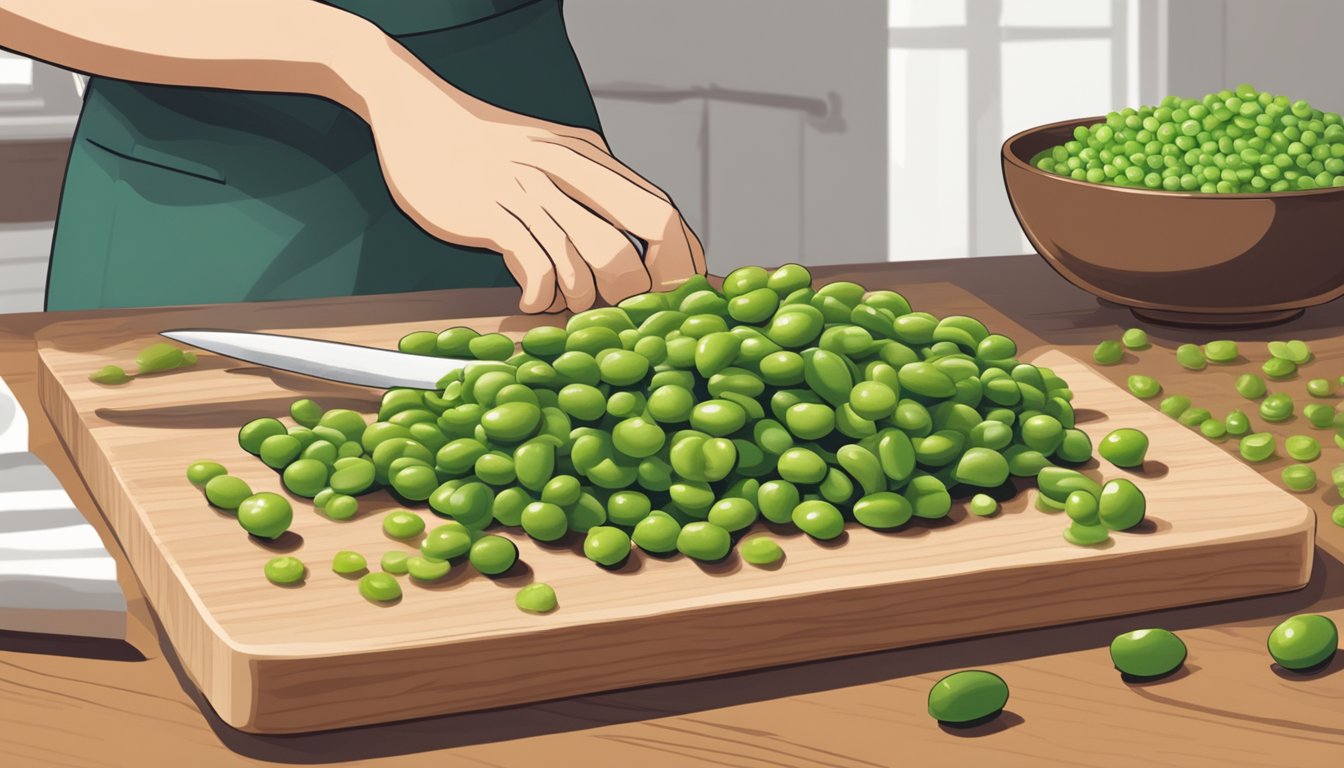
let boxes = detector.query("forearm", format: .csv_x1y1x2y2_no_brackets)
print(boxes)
0,0,433,121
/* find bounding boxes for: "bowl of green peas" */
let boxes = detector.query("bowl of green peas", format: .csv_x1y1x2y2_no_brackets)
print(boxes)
1002,85,1344,328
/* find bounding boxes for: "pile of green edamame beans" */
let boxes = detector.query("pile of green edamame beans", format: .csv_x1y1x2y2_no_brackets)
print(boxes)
1032,85,1344,193
216,265,1153,603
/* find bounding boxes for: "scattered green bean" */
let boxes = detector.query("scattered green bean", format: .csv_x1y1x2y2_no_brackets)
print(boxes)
1239,432,1277,462
969,494,999,516
331,551,367,575
1110,629,1187,678
1093,340,1124,365
1262,358,1296,379
237,492,292,539
927,670,1009,724
515,583,558,613
1175,344,1205,370
88,365,130,385
1281,464,1316,492
1225,410,1250,436
739,536,784,566
1127,375,1161,399
1307,378,1334,397
1303,403,1335,429
1098,428,1148,468
1235,374,1267,399
359,572,402,603
1267,614,1338,670
264,556,305,585
380,550,410,574
1202,340,1237,363
1159,395,1191,418
1285,435,1321,461
1200,418,1226,439
1260,393,1295,422
1121,328,1149,350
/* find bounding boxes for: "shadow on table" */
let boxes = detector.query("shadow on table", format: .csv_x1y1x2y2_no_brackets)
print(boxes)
169,546,1344,763
0,628,144,662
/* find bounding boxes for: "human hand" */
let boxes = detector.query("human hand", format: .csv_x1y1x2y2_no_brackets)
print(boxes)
363,64,705,313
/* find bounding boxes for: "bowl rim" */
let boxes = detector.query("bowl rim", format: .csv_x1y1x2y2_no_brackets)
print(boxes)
1002,115,1344,199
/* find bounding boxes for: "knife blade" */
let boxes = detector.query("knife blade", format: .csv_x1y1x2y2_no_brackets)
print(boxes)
161,329,466,389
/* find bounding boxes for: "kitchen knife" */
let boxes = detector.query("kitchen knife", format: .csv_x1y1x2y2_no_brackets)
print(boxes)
160,329,469,389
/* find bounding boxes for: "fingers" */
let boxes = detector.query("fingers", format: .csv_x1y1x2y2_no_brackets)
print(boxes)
522,172,651,305
527,142,700,293
493,205,558,313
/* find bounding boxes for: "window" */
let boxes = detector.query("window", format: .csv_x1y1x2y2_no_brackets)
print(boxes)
889,0,1166,260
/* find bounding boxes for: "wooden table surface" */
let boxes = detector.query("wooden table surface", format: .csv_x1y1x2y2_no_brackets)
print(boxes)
2,255,1342,767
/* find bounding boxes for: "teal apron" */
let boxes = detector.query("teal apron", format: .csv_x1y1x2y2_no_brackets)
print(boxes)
45,0,602,310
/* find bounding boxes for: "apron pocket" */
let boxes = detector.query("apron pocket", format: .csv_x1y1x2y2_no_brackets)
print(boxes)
84,135,227,185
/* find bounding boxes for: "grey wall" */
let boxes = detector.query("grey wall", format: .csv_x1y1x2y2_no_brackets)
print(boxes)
1169,0,1344,107
564,0,889,272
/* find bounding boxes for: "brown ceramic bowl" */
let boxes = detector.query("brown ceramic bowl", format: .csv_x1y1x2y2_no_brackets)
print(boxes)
1002,116,1344,326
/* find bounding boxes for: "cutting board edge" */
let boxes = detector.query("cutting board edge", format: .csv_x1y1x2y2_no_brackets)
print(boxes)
227,524,1312,733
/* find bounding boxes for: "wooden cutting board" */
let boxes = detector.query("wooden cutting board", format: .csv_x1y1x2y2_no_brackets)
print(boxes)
34,285,1314,734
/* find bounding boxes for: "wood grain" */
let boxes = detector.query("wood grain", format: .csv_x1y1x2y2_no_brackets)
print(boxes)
32,286,1314,734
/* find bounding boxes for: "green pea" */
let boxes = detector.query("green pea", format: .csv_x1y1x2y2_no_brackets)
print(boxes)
135,342,186,374
953,447,1009,487
331,550,367,575
466,534,517,576
280,457,328,499
421,523,473,560
466,332,515,361
784,403,835,441
1303,403,1335,428
1225,410,1250,436
88,365,130,385
765,263,811,296
359,572,402,603
1091,427,1145,468
612,417,667,458
739,536,784,567
1037,467,1102,504
757,350,805,386
1335,505,1344,528
755,480,800,524
262,556,305,585
1172,343,1204,370
1307,378,1334,397
434,327,477,356
1054,429,1093,463
1267,614,1338,670
791,500,844,540
521,325,567,357
1281,463,1316,492
707,498,758,532
687,399,746,437
204,475,252,511
521,501,569,542
603,490,650,527
902,474,949,519
1065,490,1100,525
1096,478,1145,531
772,447,823,484
1177,407,1211,427
766,306,824,348
516,582,558,613
324,494,358,520
1203,340,1238,362
852,492,913,529
632,512,682,554
1262,357,1296,379
969,494,998,517
1199,418,1226,439
398,331,438,356
1232,374,1266,400
1092,340,1124,365
381,550,412,575
847,381,896,421
237,492,292,539
1158,395,1191,419
1268,339,1312,364
403,556,448,581
1239,432,1277,462
927,670,1009,724
186,460,227,488
583,526,632,566
1126,375,1161,399
897,361,956,398
1110,629,1187,678
480,401,541,442
380,510,424,540
725,287,781,324
556,383,608,421
1063,522,1110,546
1260,393,1294,422
1020,414,1064,453
318,408,368,443
1121,328,1149,349
239,417,287,455
676,521,732,561
1285,435,1320,461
